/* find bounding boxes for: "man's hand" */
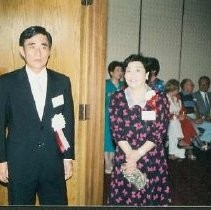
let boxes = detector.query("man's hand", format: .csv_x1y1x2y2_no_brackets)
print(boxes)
63,159,73,181
0,162,8,183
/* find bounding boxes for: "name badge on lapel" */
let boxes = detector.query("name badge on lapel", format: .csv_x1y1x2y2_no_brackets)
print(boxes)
52,94,64,108
142,111,156,121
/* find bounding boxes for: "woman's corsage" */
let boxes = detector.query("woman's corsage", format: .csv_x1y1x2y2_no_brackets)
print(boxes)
52,113,70,153
145,90,158,111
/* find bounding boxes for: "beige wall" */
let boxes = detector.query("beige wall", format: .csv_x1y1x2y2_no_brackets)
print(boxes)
106,0,211,90
180,0,211,88
106,0,140,74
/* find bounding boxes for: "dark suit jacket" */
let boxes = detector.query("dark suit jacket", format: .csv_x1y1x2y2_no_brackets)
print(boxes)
0,67,74,182
193,90,211,117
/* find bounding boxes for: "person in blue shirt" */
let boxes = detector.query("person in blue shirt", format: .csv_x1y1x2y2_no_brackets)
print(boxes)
146,57,165,93
104,61,125,174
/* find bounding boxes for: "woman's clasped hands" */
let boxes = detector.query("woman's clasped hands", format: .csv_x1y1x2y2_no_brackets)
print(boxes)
121,149,143,174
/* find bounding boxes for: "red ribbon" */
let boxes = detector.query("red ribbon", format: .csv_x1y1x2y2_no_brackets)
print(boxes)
146,94,158,111
55,131,65,153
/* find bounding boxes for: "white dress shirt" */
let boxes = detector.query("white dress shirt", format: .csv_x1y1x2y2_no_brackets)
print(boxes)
200,91,210,105
26,66,47,121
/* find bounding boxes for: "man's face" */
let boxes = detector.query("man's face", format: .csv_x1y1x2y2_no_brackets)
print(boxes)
199,79,210,92
19,34,51,73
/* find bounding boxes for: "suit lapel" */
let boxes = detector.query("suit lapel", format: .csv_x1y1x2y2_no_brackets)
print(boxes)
41,69,55,123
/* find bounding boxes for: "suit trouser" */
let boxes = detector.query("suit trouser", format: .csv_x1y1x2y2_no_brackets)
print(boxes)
8,172,68,205
8,171,68,205
8,178,67,205
7,153,68,205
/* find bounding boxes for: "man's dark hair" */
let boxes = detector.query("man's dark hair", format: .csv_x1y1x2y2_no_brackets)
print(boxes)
19,26,52,48
123,54,148,72
145,57,160,76
198,76,210,86
108,61,124,78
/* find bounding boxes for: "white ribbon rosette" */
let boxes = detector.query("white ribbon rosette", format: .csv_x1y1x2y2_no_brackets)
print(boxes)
145,89,156,101
52,113,70,153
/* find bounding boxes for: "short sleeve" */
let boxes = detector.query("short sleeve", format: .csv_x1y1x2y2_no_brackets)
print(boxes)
146,93,170,145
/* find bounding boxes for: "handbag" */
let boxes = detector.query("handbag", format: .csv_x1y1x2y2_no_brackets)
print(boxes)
122,165,149,190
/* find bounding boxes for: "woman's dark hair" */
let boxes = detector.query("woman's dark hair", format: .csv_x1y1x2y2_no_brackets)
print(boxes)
180,78,194,90
145,57,160,76
165,79,180,93
108,61,124,78
198,76,210,86
123,54,148,72
19,26,52,48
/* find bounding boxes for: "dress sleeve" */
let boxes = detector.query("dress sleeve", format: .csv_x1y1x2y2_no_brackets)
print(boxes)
146,93,170,146
109,92,126,144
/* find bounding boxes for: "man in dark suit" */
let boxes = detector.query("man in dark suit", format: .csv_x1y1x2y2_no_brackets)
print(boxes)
193,76,211,121
0,26,75,205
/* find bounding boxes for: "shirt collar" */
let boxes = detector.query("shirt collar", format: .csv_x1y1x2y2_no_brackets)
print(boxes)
125,86,153,109
200,91,207,97
25,65,47,80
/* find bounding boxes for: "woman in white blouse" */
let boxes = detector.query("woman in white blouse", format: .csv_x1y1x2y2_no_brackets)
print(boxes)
165,79,186,160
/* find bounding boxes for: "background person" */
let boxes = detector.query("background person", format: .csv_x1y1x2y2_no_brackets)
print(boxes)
146,57,165,93
179,79,199,159
165,79,186,160
104,61,125,174
193,76,211,121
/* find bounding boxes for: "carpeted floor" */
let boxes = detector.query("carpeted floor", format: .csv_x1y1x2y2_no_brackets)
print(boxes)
103,148,211,206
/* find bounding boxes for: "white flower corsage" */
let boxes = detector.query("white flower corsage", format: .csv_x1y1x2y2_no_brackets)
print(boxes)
145,90,156,101
52,113,70,153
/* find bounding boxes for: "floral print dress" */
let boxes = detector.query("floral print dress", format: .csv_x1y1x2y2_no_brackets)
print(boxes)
107,89,171,206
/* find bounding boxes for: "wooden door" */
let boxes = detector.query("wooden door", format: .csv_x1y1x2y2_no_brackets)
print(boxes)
0,0,107,205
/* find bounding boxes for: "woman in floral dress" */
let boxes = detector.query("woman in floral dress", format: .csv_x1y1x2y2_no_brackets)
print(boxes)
107,54,171,206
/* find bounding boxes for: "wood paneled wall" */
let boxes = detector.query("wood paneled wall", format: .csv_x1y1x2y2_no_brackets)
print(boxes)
0,0,107,205
81,1,107,204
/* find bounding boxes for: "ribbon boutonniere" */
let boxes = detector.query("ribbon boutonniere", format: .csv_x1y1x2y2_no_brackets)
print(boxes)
52,113,70,153
145,90,158,111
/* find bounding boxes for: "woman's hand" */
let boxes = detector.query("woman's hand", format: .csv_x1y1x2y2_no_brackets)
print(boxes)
126,150,141,163
121,161,137,174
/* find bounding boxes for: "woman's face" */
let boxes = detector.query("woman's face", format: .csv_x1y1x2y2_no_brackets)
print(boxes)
183,80,194,93
125,61,148,88
110,66,124,81
169,89,179,97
